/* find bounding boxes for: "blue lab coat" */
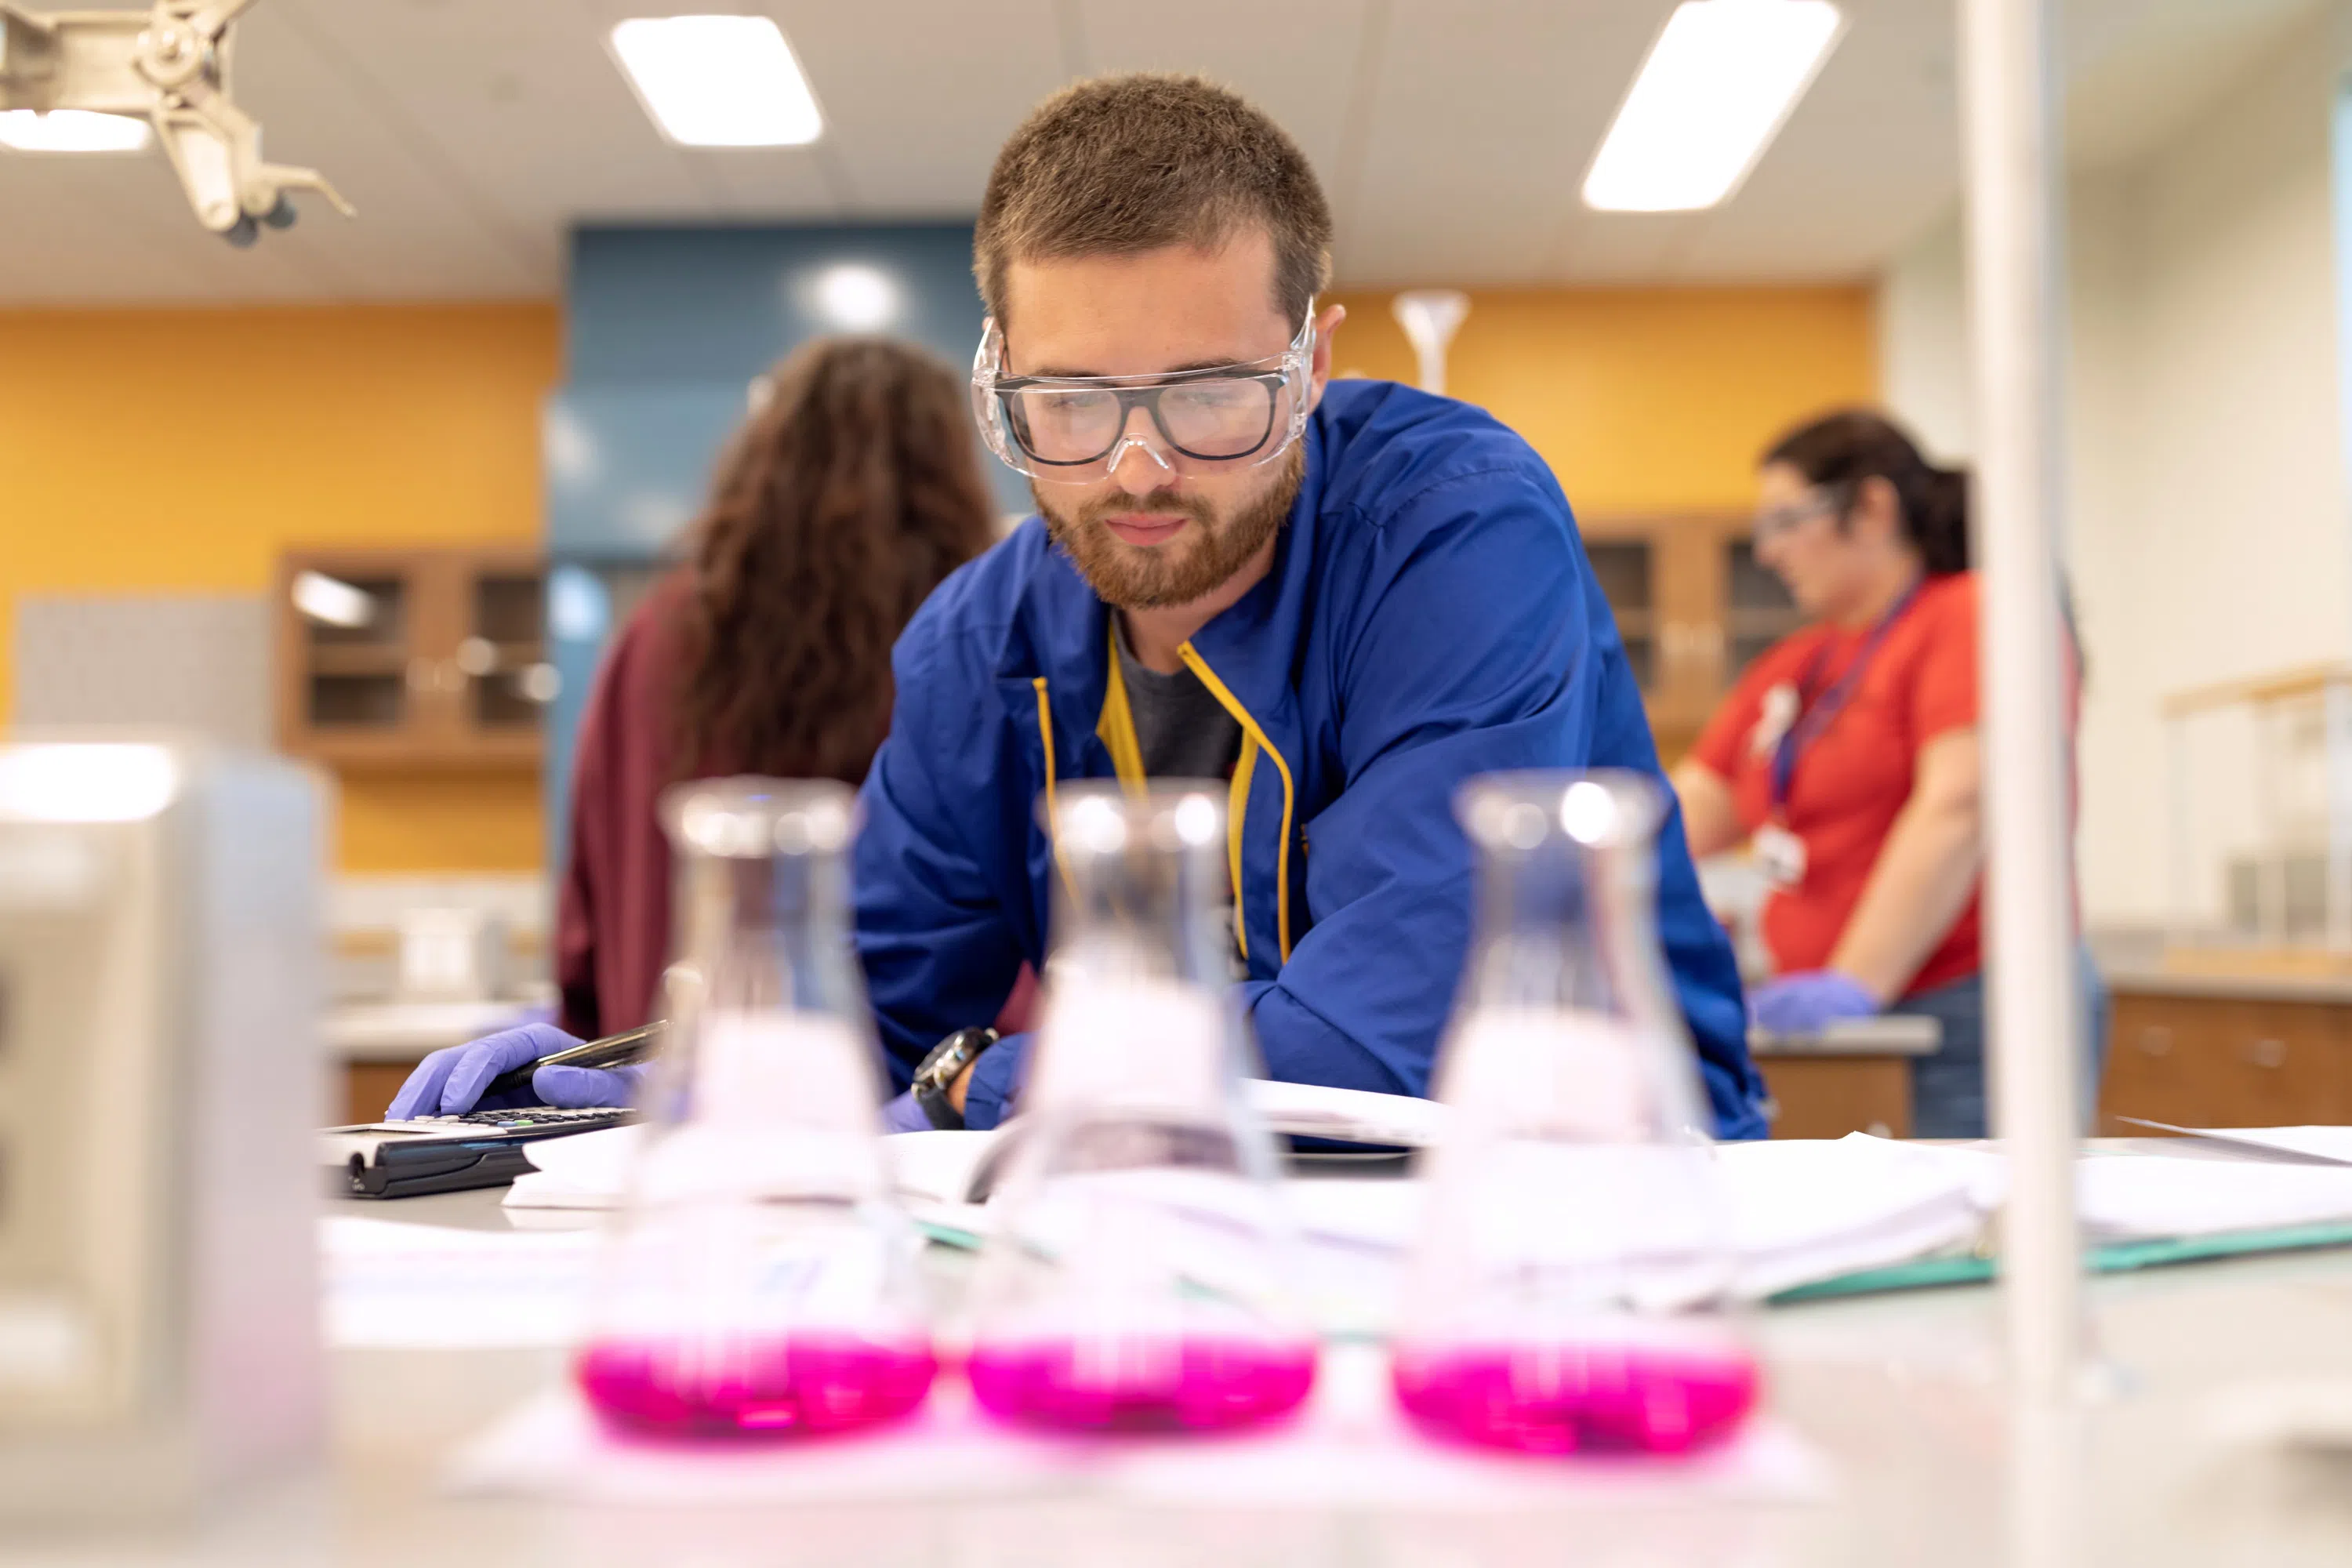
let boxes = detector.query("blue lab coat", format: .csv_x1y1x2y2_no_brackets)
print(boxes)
851,378,1767,1138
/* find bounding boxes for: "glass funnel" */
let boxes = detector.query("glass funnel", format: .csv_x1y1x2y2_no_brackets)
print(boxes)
964,781,1316,1432
1389,772,1758,1456
574,779,935,1439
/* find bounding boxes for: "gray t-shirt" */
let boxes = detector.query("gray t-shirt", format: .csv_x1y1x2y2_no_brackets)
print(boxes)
1112,618,1244,783
1113,619,1249,976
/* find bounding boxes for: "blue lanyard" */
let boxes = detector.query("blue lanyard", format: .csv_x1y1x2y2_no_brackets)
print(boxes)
1769,586,1920,812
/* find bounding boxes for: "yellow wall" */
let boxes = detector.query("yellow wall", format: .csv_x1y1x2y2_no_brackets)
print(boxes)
0,288,1868,871
1325,286,1876,515
0,303,561,873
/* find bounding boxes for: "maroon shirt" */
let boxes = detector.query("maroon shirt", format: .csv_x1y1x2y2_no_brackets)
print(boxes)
556,572,698,1039
554,571,1038,1044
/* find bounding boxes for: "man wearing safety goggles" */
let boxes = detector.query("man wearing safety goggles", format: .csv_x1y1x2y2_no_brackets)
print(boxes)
861,73,1766,1137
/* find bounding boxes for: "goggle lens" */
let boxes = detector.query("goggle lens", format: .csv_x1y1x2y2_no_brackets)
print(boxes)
1002,376,1281,466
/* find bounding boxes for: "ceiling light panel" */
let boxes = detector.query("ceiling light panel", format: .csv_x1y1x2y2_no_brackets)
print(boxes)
0,111,152,154
1583,0,1844,213
608,16,824,148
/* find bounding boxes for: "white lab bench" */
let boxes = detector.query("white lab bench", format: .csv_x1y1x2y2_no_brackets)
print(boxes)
324,1001,541,1062
21,1142,2352,1568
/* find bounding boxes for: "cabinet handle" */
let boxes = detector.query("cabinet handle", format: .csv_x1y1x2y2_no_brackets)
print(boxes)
2243,1037,2288,1069
2137,1027,2172,1057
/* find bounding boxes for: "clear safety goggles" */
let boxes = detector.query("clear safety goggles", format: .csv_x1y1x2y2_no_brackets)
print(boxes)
1751,481,1857,543
971,307,1316,483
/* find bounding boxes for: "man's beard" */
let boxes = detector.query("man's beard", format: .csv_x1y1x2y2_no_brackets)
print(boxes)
1036,445,1304,611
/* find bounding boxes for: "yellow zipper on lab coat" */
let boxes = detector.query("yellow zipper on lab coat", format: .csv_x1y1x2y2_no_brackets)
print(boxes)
1031,677,1075,901
1178,640,1295,965
1094,648,1149,797
1059,640,1297,967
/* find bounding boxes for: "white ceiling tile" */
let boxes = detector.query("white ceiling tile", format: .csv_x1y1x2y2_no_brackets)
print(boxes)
1338,0,1668,285
1078,0,1370,180
1661,0,1959,281
673,146,842,219
232,2,554,292
0,0,2325,301
772,0,1067,215
0,150,333,300
1549,212,1711,285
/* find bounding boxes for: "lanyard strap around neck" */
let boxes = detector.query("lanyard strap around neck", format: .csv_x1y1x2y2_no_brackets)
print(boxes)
1769,583,1921,811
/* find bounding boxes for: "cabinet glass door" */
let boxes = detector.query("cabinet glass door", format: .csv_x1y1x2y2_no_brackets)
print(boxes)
1588,540,1655,691
463,571,550,732
297,570,410,731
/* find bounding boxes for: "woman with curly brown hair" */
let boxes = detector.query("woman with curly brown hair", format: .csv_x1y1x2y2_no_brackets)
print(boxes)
389,336,996,1118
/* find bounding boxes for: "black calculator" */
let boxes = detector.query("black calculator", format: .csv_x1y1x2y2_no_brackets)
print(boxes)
321,1106,638,1200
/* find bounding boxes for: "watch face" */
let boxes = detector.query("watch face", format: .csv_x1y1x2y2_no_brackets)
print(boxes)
917,1030,976,1091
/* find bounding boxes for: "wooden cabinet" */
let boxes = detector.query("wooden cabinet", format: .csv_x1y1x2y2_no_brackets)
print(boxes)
1757,1056,1912,1139
343,1060,421,1126
2098,989,2352,1133
1582,513,1803,753
274,546,549,769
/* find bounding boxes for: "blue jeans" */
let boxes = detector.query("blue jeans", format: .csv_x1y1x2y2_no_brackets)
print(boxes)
1886,946,2109,1140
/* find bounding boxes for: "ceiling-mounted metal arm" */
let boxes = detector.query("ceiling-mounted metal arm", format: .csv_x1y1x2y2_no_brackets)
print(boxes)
0,0,351,244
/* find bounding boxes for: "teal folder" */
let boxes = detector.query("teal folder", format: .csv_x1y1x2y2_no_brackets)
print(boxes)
916,1214,2352,1310
1767,1220,2352,1305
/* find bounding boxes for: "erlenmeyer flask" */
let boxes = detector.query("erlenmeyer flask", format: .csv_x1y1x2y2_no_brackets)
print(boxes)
1390,772,1758,1455
965,781,1316,1432
574,779,935,1439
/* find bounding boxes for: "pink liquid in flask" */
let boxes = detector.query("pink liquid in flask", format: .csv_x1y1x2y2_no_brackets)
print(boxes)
1392,1338,1759,1455
967,1334,1317,1433
577,1331,936,1439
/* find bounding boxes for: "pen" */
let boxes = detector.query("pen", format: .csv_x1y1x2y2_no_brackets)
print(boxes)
484,1020,666,1101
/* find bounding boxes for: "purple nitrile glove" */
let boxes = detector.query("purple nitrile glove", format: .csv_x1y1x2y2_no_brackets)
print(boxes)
960,1033,1033,1132
1747,971,1881,1037
387,1022,644,1119
880,1090,933,1134
535,1060,650,1109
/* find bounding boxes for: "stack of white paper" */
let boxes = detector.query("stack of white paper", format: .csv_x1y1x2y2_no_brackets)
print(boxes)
1887,1136,2352,1242
505,1081,1445,1214
503,1123,1004,1211
1270,1134,1987,1304
2128,1123,2352,1165
2080,1156,2352,1240
505,1123,642,1209
489,1097,2352,1312
1244,1078,1449,1146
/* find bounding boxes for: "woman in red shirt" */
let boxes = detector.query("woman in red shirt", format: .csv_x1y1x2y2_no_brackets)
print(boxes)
1671,409,2102,1138
390,336,998,1119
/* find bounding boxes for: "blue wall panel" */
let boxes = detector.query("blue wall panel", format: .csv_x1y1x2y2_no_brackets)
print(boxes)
567,223,986,386
544,383,752,558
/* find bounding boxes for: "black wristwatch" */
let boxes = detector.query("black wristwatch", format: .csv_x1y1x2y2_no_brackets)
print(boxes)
912,1027,999,1131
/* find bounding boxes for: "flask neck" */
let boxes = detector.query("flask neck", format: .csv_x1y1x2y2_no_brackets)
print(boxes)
1051,840,1229,990
1465,837,1657,1017
675,847,851,1014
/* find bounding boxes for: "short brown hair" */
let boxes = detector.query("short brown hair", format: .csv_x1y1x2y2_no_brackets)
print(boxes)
975,73,1333,328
